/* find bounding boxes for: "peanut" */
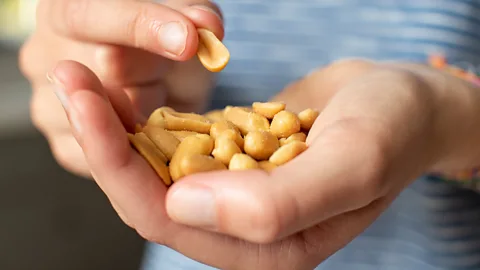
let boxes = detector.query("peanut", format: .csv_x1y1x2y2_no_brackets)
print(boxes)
146,106,174,127
204,109,225,122
169,134,214,181
210,120,240,139
168,130,199,141
269,141,307,166
127,133,172,186
135,123,143,133
163,111,212,134
229,153,259,170
270,110,301,138
244,131,279,160
181,154,227,176
196,28,230,72
279,132,307,146
252,101,286,119
258,161,277,173
212,136,242,165
224,106,270,135
298,108,319,130
216,129,244,150
143,126,180,160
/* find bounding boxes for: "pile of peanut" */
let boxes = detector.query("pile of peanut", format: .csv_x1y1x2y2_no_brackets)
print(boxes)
128,102,319,186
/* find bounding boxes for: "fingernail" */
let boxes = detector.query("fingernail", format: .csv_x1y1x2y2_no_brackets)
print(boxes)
167,185,216,228
47,72,68,110
158,21,187,56
190,4,223,22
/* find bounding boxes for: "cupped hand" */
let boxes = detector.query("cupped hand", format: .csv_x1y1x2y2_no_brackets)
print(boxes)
49,59,480,270
19,0,223,177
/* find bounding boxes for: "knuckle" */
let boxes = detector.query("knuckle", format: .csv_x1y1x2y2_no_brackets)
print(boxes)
61,0,89,36
94,46,128,83
49,135,87,175
243,199,282,244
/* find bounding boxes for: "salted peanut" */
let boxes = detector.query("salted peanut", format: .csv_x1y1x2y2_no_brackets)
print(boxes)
224,106,270,135
134,123,143,133
270,110,301,138
269,141,307,166
181,154,227,176
210,120,240,139
212,136,242,165
244,131,279,160
168,130,199,141
279,132,307,146
169,111,211,122
229,153,259,170
169,134,215,181
127,133,171,186
197,28,230,72
163,111,212,134
204,110,225,122
252,102,286,119
143,126,180,160
146,107,175,127
298,108,319,130
216,129,244,150
258,161,277,173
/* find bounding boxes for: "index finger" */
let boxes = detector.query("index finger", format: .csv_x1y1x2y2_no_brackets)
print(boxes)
37,0,224,61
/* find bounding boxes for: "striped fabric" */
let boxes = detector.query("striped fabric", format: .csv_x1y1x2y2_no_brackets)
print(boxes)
141,1,480,269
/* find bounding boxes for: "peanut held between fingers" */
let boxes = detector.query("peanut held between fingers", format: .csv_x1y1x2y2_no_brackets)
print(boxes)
196,28,230,72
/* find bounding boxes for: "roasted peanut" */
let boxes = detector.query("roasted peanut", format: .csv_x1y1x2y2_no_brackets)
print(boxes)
258,161,277,173
252,101,286,119
204,109,225,122
143,126,180,160
224,106,270,135
270,110,301,138
210,120,240,139
298,108,319,130
127,133,171,185
244,131,279,160
146,106,175,127
163,111,212,134
181,154,227,176
135,123,143,133
269,141,307,166
216,129,244,149
229,153,259,170
169,134,215,181
212,136,242,165
168,130,199,141
196,28,230,72
279,132,307,146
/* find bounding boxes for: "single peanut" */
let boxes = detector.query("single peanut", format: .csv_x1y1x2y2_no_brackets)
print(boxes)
229,153,259,170
127,133,171,186
196,28,230,72
258,161,277,173
210,120,240,139
146,106,175,128
298,108,319,130
143,126,180,160
252,101,286,119
216,129,244,150
279,132,307,146
212,136,242,165
244,131,279,160
224,106,270,135
270,110,301,138
168,130,199,141
204,109,225,122
269,141,307,166
181,154,227,176
169,134,215,181
163,111,212,134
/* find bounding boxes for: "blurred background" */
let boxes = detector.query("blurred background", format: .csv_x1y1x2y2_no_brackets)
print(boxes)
0,1,145,269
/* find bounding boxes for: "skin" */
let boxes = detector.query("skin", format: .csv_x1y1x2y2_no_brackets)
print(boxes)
20,1,480,269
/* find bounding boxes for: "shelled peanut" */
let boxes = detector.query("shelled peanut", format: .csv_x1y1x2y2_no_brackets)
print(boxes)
127,102,319,186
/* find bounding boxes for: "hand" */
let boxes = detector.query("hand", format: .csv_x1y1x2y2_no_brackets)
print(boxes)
19,0,223,177
48,59,480,270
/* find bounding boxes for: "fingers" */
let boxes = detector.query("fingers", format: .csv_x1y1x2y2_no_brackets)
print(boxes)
49,60,169,234
165,67,436,244
37,0,224,60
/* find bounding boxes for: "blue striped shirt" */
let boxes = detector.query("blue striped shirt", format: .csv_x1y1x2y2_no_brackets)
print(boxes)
142,1,480,269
